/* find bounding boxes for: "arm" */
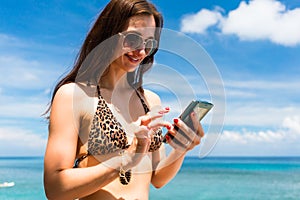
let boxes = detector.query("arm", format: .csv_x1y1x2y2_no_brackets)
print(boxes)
141,90,184,188
149,100,204,188
151,146,186,188
43,84,122,200
136,89,203,189
141,90,183,187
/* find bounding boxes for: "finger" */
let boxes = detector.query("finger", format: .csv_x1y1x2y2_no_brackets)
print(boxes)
150,106,170,115
174,133,191,147
173,118,197,142
157,106,170,114
190,112,205,138
198,123,205,138
147,120,172,130
140,112,163,126
164,134,186,152
134,126,151,152
164,122,191,148
140,107,170,126
165,132,201,152
190,112,200,132
140,115,155,126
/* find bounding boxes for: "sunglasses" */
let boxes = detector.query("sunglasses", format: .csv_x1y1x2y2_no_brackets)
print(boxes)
119,32,158,56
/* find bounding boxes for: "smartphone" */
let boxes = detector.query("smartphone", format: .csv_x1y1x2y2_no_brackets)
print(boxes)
163,100,213,143
179,100,214,130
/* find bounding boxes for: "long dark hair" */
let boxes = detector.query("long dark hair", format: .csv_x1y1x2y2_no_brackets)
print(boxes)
45,0,163,115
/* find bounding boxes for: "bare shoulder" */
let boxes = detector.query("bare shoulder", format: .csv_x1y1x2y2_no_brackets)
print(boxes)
49,82,95,132
55,82,75,96
53,82,97,116
143,89,161,108
51,83,75,108
54,82,95,102
51,83,79,121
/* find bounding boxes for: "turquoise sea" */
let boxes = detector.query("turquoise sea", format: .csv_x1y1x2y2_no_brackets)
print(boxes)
0,157,300,200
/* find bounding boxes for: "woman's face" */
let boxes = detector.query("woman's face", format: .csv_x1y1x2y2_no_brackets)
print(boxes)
112,14,156,72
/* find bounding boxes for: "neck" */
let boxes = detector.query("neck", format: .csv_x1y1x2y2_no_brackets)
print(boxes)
99,65,131,91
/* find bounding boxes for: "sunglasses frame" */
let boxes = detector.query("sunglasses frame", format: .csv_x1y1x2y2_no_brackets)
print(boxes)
118,32,158,56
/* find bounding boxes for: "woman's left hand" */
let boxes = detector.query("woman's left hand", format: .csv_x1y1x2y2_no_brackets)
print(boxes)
165,112,205,152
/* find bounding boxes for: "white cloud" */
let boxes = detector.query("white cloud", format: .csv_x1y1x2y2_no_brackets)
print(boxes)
222,78,300,126
0,127,47,156
0,55,61,90
225,104,299,126
221,129,286,144
181,9,222,34
221,0,300,46
0,32,73,91
0,99,46,118
0,55,54,119
225,79,300,91
208,115,300,156
180,0,300,46
283,116,300,133
225,89,258,98
0,33,68,119
0,33,25,47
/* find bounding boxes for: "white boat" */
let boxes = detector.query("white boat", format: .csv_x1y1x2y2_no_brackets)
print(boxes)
0,182,15,188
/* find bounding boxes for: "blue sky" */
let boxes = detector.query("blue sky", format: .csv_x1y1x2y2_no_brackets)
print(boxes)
0,0,299,157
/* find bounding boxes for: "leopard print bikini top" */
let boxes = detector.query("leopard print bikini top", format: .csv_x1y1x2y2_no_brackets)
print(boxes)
74,86,163,167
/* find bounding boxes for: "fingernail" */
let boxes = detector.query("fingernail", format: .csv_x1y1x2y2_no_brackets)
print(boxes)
174,118,179,124
165,125,171,130
165,134,170,141
165,107,170,111
158,111,164,114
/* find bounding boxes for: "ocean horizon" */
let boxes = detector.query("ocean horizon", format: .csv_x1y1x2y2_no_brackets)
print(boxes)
1,156,300,199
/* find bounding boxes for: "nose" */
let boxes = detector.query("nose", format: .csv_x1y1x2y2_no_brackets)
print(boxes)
134,44,148,56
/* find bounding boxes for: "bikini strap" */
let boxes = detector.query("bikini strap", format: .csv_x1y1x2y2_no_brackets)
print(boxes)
135,90,150,113
97,85,101,98
73,153,90,168
97,84,149,113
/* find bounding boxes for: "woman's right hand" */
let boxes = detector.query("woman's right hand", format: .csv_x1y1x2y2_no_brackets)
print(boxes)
124,107,170,169
164,112,204,153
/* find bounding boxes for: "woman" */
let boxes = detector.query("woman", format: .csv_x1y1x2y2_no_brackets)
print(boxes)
43,0,204,199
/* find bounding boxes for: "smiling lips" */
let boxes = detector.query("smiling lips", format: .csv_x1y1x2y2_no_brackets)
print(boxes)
125,54,142,63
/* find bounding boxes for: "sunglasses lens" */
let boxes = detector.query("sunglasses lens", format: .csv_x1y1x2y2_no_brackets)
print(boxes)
145,40,157,55
122,33,158,55
123,34,142,49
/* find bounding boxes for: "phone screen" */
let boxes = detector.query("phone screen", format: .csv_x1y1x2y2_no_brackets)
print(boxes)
180,100,213,128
